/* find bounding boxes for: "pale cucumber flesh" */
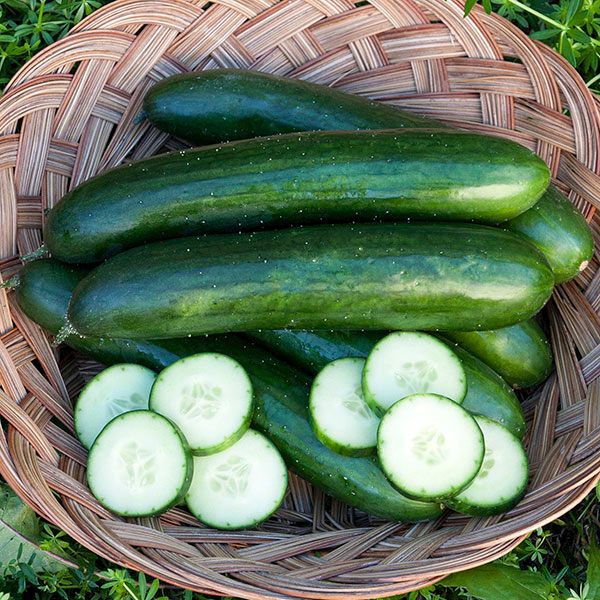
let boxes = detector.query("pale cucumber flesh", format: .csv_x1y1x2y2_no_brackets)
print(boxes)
363,332,467,416
309,357,379,456
149,353,253,455
87,410,192,516
377,393,484,501
74,363,156,449
185,429,287,529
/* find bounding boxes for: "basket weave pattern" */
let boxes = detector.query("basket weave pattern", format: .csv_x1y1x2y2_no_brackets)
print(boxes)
0,0,599,597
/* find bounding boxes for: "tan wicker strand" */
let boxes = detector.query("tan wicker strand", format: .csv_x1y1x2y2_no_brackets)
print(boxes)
0,0,599,597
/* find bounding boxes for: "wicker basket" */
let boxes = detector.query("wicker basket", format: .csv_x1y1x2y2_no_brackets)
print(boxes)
0,0,599,597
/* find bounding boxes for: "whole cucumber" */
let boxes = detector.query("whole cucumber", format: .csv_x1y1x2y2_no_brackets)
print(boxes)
142,69,437,144
66,223,555,339
143,69,592,283
12,259,441,522
44,129,550,263
248,330,525,438
443,322,552,389
503,185,594,283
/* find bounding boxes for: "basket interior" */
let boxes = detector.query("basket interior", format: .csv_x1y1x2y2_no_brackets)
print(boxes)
0,0,599,598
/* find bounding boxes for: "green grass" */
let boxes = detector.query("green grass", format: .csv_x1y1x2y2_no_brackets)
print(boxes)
0,0,598,597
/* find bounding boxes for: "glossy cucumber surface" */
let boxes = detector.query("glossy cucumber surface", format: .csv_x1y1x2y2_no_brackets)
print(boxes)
143,69,591,283
143,69,438,145
13,259,441,522
443,321,552,389
66,223,555,338
503,185,593,283
45,129,549,263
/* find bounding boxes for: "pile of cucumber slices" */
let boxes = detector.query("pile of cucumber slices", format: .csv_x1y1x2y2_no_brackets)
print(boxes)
78,332,525,527
310,333,527,515
77,354,287,529
5,68,595,530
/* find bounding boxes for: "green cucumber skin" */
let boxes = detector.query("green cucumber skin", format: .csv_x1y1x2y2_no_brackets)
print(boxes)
144,69,591,284
143,69,438,145
15,260,440,522
67,223,554,339
24,257,519,443
443,343,525,439
45,129,550,264
248,329,525,438
309,423,376,458
503,186,594,284
442,321,552,389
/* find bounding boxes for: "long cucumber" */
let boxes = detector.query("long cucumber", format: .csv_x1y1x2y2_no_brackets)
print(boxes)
248,330,526,438
66,223,554,339
44,129,549,263
143,69,592,283
10,259,441,522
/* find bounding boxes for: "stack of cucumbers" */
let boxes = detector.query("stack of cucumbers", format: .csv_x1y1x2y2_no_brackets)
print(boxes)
7,69,594,529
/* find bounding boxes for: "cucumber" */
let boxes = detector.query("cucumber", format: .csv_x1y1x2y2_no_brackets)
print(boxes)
185,429,287,529
445,416,528,516
44,129,550,263
149,353,253,455
362,332,467,416
142,69,591,284
67,223,554,339
13,259,441,522
142,69,436,145
248,330,526,438
87,410,193,517
447,344,526,439
74,363,156,449
442,321,552,389
377,394,484,501
503,185,594,284
309,358,379,456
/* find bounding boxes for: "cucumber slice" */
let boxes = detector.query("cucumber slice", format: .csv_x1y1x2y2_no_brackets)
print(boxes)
186,429,287,530
446,416,528,516
363,332,467,415
377,393,484,501
149,353,253,455
74,363,156,449
309,358,379,456
87,410,193,516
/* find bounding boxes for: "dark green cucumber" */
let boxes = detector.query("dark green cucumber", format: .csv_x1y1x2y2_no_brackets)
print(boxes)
67,223,554,339
503,185,594,283
12,259,198,369
443,321,552,389
12,259,440,522
143,69,591,284
249,329,526,438
142,69,437,145
45,129,550,264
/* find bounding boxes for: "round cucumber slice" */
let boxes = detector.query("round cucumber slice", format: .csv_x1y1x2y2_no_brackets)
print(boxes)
377,393,484,501
309,357,379,456
446,416,529,516
74,363,156,449
149,353,253,455
185,429,287,530
363,332,467,415
87,410,193,517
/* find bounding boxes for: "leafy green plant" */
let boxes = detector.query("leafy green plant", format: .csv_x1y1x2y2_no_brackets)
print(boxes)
0,0,112,85
465,0,600,93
